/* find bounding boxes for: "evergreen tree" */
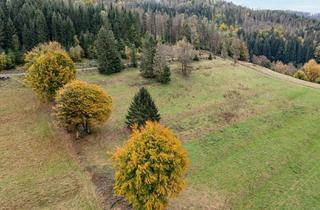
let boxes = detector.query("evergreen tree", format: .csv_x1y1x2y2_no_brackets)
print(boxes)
158,65,171,84
96,26,122,74
34,10,48,44
130,45,138,68
0,8,5,50
22,24,32,50
5,18,17,50
126,87,160,128
140,34,157,78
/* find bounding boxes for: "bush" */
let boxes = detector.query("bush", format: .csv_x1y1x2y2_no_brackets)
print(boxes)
53,80,112,136
25,50,76,102
208,53,213,60
69,45,83,62
300,59,320,82
252,55,272,69
294,70,307,81
113,121,188,210
239,42,249,61
271,61,297,76
126,87,160,128
193,54,200,61
0,52,14,71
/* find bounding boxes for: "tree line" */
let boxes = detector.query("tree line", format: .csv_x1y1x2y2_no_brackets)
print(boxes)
1,0,320,70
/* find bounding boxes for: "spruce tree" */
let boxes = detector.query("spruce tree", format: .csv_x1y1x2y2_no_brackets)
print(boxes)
126,87,160,128
130,45,138,67
158,65,171,84
140,34,156,78
97,26,122,74
34,10,48,45
5,18,16,50
0,9,6,49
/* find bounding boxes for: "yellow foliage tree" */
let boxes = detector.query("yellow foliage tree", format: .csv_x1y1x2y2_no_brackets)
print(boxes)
25,50,76,102
24,41,63,67
53,80,112,136
113,121,188,210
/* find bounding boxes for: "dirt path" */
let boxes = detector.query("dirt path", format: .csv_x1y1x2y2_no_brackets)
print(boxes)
239,61,320,90
0,67,98,78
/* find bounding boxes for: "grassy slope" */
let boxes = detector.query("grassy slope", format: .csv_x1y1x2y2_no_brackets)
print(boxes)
1,58,320,209
0,81,101,209
77,58,320,209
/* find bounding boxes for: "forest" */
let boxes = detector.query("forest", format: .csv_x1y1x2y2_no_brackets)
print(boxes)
1,0,320,69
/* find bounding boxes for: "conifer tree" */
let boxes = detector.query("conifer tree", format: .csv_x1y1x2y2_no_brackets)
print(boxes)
158,65,171,84
34,10,48,44
130,45,138,68
97,26,122,74
5,18,17,50
140,34,156,78
0,9,6,49
126,87,160,128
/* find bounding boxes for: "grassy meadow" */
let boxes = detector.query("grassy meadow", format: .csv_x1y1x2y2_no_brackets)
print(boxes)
0,80,101,209
1,58,320,209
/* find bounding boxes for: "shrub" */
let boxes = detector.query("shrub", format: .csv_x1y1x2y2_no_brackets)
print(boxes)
69,45,83,62
208,53,213,60
0,52,14,71
294,70,307,80
25,50,76,102
192,54,200,61
126,87,160,128
272,61,297,76
53,80,112,136
239,41,249,61
113,121,188,210
300,59,320,82
252,55,272,69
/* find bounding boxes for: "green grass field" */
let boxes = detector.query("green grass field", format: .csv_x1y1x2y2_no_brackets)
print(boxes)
1,58,320,209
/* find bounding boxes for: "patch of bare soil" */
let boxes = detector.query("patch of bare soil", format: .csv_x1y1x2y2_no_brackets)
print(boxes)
90,167,131,210
67,128,131,210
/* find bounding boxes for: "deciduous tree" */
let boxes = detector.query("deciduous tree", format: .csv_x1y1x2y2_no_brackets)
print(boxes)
113,121,188,210
176,38,193,76
53,80,112,137
25,48,75,102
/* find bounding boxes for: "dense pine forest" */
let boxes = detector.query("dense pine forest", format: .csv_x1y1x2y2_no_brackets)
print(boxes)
1,0,320,70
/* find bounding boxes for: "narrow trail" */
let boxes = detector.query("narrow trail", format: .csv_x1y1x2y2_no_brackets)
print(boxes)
239,61,320,90
0,67,98,77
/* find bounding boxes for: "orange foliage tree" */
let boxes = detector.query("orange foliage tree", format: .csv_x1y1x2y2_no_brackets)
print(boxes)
300,59,320,82
113,121,188,210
